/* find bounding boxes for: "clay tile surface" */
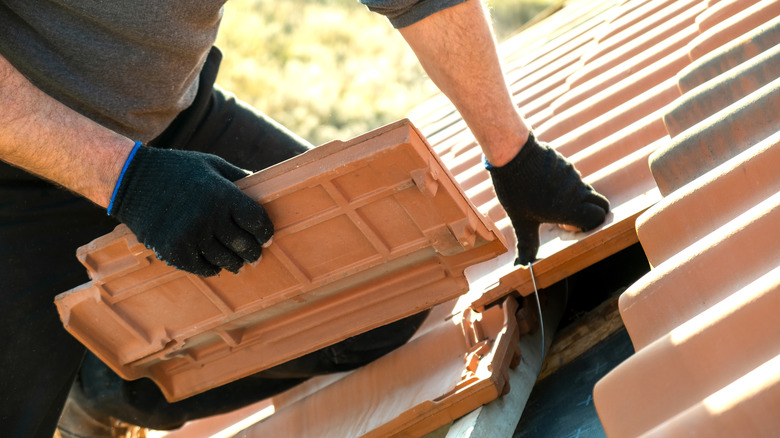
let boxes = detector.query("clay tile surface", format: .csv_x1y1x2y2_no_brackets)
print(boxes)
225,298,522,438
591,0,780,434
55,120,507,402
54,0,780,435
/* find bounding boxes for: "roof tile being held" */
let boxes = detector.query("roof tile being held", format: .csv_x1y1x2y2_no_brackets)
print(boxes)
55,120,507,402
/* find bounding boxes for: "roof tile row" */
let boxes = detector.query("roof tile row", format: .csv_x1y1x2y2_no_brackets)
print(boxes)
594,1,780,435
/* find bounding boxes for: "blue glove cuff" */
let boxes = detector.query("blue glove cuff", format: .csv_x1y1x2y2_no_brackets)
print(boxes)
107,141,142,215
482,154,495,170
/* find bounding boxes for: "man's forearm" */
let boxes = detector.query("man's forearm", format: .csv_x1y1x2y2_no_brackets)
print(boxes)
399,0,530,167
0,53,133,208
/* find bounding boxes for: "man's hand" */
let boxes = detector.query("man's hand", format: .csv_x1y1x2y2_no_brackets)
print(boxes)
487,133,610,265
108,146,271,276
0,53,269,277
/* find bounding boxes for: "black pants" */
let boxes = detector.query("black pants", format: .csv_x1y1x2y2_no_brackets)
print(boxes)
0,48,427,435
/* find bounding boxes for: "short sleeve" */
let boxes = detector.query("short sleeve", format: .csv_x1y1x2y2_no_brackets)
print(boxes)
360,0,469,28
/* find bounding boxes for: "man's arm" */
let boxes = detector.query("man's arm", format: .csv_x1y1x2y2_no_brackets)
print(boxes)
398,0,529,167
393,0,610,264
0,53,272,276
0,53,133,207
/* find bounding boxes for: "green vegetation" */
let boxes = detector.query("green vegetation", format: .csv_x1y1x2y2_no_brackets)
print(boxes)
215,0,553,146
487,0,556,41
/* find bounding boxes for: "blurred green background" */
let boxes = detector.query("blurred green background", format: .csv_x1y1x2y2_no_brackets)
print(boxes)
215,0,554,146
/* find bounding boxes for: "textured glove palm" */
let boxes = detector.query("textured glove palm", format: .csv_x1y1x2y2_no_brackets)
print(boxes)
487,133,610,265
109,146,272,277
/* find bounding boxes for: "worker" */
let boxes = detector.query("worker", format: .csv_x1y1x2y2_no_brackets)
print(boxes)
0,0,609,436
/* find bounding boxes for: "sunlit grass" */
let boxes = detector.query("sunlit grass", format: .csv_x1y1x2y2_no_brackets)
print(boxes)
215,0,553,146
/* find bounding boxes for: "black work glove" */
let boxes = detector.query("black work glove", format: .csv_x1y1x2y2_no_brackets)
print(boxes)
108,144,272,277
487,133,610,265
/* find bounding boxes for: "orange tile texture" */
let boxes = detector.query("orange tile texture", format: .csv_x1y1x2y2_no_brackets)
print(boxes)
592,1,780,437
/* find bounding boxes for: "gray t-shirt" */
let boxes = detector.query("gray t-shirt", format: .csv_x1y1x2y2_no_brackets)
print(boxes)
360,0,467,29
0,0,464,142
0,0,225,142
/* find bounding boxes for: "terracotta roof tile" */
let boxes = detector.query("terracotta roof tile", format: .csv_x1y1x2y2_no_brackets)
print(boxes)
637,131,780,266
678,14,780,92
561,4,702,95
689,0,780,60
621,191,780,351
641,351,780,437
593,0,780,434
598,264,780,437
651,77,780,195
666,36,780,137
